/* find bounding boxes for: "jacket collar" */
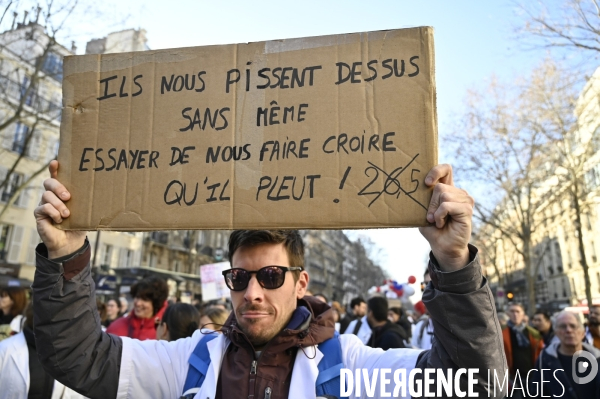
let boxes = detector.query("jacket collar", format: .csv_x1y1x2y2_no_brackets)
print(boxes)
196,326,327,399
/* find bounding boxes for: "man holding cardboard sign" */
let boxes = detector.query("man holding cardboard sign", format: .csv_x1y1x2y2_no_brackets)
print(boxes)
32,28,506,398
32,160,507,399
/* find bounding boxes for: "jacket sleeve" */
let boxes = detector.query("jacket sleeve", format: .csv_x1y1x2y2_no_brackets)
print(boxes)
32,241,123,399
414,244,508,398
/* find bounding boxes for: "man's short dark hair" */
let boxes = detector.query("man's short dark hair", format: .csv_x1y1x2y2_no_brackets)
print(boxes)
350,297,365,309
130,276,169,316
367,296,388,322
534,310,551,321
228,230,304,281
389,307,402,317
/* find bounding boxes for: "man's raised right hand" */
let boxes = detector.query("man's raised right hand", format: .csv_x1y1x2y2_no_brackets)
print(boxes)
34,160,86,259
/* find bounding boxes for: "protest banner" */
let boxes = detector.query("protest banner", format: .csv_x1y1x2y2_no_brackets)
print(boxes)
58,27,437,230
200,262,230,301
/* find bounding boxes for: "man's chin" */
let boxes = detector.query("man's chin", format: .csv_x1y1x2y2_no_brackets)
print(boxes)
239,323,277,346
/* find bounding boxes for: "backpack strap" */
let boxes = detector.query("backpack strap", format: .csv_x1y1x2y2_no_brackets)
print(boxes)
352,318,362,335
181,333,219,398
316,331,347,398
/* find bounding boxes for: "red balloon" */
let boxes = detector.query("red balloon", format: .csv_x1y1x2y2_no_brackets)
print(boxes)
408,275,416,284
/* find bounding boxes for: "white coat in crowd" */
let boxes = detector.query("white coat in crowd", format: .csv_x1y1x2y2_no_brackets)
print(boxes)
0,332,88,399
411,317,434,350
343,315,372,344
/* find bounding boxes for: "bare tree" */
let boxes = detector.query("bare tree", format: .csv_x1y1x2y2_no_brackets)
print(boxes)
0,1,80,222
531,63,600,310
516,0,600,56
448,62,581,314
471,227,505,288
0,1,128,223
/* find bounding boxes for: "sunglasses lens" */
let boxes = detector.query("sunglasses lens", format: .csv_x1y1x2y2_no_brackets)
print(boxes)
226,269,250,291
257,266,285,289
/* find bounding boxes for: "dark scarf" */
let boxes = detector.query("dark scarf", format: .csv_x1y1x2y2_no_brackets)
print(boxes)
507,320,531,348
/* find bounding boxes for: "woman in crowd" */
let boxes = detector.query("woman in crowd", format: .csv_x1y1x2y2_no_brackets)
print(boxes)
97,299,108,331
0,287,28,341
103,298,120,328
106,276,168,340
199,307,229,332
156,303,200,341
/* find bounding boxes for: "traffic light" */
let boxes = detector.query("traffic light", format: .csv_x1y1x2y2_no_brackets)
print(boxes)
507,291,514,300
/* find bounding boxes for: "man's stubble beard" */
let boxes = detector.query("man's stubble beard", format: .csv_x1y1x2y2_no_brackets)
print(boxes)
235,304,288,348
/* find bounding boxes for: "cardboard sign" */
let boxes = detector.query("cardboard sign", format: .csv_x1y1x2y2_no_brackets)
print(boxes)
58,27,437,230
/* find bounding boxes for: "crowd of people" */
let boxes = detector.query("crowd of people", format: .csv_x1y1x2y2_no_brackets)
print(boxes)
496,303,600,398
335,294,600,398
2,277,599,398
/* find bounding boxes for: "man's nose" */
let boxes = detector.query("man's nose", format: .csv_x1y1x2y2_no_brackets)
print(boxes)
244,275,264,302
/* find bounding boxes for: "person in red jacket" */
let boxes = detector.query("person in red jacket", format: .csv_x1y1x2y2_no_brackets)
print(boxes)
107,276,168,340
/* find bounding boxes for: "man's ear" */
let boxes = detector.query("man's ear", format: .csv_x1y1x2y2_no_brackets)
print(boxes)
296,271,309,299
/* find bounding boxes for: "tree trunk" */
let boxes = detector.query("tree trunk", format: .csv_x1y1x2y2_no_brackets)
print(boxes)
523,237,537,316
571,180,593,309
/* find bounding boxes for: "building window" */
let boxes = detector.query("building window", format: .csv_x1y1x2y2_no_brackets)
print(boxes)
0,172,23,203
19,77,35,106
102,244,112,267
12,123,29,154
149,252,157,268
121,249,133,268
42,52,63,81
0,225,10,261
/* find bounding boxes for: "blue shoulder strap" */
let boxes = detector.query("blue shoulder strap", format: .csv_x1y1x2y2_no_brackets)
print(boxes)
183,331,346,398
182,334,218,396
316,331,347,398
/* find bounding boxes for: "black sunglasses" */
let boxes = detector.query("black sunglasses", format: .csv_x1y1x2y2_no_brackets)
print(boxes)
222,266,303,291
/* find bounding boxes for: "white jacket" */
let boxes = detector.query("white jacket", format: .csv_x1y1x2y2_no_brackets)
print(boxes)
0,333,88,399
343,315,372,345
411,318,433,350
117,329,422,399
